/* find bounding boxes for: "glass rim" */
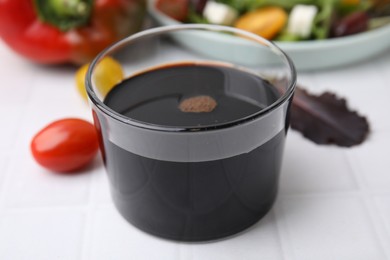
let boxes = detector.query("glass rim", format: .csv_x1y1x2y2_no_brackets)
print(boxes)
86,24,297,133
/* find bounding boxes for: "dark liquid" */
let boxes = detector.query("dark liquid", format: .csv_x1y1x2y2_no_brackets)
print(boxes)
97,63,287,241
104,63,279,128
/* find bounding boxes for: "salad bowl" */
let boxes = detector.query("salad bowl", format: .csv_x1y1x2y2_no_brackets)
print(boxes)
148,0,390,71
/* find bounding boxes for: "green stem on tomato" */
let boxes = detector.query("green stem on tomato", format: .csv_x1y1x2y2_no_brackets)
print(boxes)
34,0,93,31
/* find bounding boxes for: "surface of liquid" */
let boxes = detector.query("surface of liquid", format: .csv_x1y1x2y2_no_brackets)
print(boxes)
104,63,279,128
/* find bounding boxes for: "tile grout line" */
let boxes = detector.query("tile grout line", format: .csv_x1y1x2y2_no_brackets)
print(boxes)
79,158,109,260
0,71,38,212
79,168,97,260
298,66,390,259
0,155,10,217
1,202,109,214
7,71,38,157
343,149,390,259
177,242,192,260
4,69,97,260
279,190,366,198
270,208,291,260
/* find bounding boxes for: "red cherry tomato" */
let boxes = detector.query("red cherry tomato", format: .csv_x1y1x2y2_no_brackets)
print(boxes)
31,118,99,173
156,0,188,21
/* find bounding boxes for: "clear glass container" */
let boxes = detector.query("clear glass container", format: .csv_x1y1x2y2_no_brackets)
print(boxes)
86,24,296,242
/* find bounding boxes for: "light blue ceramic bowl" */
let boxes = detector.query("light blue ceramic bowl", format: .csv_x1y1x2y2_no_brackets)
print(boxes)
148,0,390,71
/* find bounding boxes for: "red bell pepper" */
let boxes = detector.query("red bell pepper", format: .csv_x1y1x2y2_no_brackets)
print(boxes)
0,0,146,64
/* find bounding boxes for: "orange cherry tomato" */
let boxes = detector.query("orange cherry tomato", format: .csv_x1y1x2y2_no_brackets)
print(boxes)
31,118,99,173
234,7,288,40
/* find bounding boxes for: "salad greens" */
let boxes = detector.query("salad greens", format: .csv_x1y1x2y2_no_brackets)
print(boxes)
216,0,371,40
218,0,319,12
312,0,337,39
156,0,390,41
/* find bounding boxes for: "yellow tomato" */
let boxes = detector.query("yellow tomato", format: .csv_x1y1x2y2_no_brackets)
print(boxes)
234,7,288,40
76,56,124,101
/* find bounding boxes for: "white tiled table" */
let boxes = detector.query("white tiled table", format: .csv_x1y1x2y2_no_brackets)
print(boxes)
1,39,390,260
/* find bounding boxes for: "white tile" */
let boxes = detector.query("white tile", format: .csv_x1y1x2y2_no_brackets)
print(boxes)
14,67,90,134
374,196,390,240
0,99,97,208
0,208,85,259
0,41,15,57
1,149,93,207
275,196,386,260
0,43,39,77
372,196,390,258
1,75,35,106
0,153,9,176
190,212,283,260
0,156,8,188
85,205,179,260
347,132,390,192
90,163,112,204
0,155,7,171
31,68,83,104
0,105,24,150
28,93,90,124
280,131,357,194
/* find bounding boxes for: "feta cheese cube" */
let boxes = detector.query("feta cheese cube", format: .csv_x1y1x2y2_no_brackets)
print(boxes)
287,5,318,38
203,1,238,26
